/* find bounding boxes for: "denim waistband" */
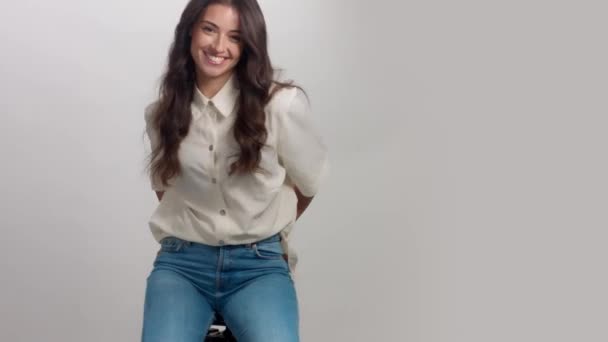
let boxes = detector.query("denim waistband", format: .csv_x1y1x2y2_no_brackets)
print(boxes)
160,233,281,248
248,233,281,245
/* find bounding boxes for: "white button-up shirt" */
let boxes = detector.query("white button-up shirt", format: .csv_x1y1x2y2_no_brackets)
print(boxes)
144,75,329,270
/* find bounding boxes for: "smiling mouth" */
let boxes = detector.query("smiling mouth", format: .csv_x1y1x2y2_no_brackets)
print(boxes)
204,52,228,65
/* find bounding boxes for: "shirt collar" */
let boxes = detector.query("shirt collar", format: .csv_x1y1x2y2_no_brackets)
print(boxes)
192,74,239,118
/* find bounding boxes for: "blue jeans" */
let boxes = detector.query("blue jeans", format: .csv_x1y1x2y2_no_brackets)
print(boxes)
141,234,299,342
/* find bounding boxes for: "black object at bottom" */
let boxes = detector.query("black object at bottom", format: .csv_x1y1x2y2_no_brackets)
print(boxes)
205,316,237,342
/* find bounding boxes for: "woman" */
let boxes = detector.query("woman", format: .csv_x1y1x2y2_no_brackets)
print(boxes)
141,0,329,341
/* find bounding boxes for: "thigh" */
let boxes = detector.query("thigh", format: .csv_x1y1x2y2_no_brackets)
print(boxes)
220,272,299,342
142,269,215,342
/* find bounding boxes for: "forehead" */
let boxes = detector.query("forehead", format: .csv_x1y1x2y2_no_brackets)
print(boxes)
199,4,240,30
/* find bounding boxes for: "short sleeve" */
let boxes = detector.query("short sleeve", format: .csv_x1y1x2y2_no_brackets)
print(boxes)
144,102,166,191
277,89,329,197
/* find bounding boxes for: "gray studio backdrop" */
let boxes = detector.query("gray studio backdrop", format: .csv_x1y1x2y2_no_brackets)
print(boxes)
1,0,607,341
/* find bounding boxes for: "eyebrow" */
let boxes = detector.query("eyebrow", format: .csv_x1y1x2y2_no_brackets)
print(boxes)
200,20,241,34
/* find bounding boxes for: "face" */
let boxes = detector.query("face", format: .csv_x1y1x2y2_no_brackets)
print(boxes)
190,4,243,84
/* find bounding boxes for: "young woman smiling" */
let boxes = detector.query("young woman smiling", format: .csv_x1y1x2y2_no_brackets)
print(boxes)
141,1,329,341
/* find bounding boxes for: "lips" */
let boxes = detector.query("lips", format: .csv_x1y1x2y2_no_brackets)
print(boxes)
204,51,227,65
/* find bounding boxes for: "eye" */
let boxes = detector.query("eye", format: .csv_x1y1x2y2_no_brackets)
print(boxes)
202,26,214,33
230,36,241,43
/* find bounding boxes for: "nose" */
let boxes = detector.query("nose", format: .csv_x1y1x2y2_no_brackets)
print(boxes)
212,34,227,53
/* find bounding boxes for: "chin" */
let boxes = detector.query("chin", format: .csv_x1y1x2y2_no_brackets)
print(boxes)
201,65,232,79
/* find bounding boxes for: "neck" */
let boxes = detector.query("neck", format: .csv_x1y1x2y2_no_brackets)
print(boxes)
196,71,233,98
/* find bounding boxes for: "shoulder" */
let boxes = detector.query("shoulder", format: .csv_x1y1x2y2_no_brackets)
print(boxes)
267,83,308,116
144,100,160,124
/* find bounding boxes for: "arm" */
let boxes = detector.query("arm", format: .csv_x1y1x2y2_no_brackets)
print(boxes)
145,103,169,199
277,89,328,220
294,186,313,220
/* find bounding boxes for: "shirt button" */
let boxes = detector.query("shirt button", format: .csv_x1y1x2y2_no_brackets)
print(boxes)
219,240,225,246
219,209,226,216
209,144,214,151
212,178,217,184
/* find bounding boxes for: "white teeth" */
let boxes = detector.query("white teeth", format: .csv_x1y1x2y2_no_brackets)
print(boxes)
206,54,225,64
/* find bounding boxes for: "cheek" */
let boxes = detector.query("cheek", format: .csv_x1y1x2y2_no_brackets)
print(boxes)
191,34,209,50
190,40,199,56
232,46,243,61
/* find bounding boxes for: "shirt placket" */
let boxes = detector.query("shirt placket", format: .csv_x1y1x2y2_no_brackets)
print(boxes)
206,102,228,246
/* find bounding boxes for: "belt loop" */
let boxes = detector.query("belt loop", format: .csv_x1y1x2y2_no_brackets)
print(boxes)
175,239,191,252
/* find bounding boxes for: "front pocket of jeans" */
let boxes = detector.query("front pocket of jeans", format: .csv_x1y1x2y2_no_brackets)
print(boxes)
252,242,284,260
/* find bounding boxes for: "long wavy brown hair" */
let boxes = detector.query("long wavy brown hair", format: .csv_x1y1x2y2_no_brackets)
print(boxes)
146,0,300,189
